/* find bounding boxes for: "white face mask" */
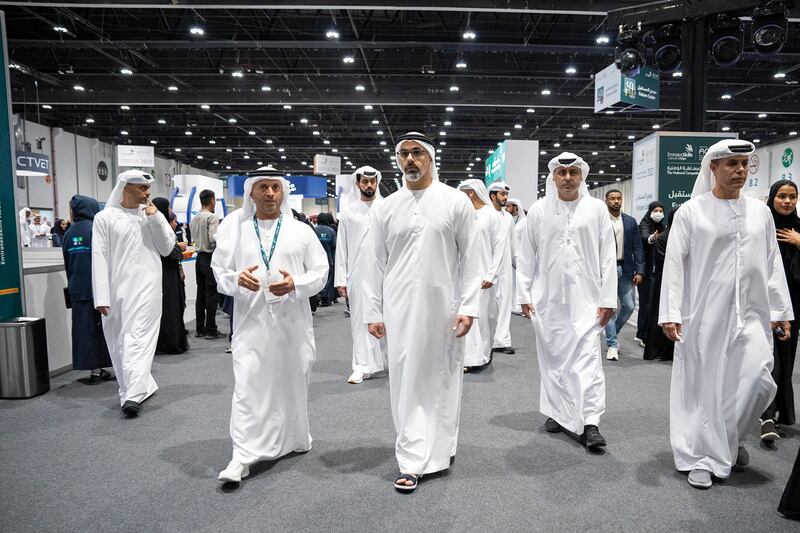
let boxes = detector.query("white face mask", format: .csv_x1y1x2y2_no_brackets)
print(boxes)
651,212,665,223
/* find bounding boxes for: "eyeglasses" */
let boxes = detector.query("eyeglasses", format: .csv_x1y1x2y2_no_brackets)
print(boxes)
396,148,428,160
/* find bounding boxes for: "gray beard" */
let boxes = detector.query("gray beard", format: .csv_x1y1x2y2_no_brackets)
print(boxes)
403,171,422,182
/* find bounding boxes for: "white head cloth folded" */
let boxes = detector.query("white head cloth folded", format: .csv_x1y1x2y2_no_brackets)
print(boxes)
506,197,527,224
487,181,511,194
394,131,439,181
690,139,756,198
345,165,383,205
243,166,294,218
105,169,154,210
544,152,590,203
457,178,493,206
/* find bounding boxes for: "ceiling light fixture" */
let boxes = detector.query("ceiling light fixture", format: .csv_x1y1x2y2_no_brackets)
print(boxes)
541,89,551,95
565,66,577,74
596,35,610,44
709,13,744,67
326,30,340,39
73,84,85,91
450,85,460,92
120,68,133,75
648,23,682,73
615,24,646,76
446,106,454,112
201,104,210,110
283,105,292,109
120,130,128,135
85,118,94,123
168,85,178,91
261,86,271,91
456,57,468,69
185,130,192,135
53,26,69,33
342,55,355,64
120,105,130,110
231,70,244,78
42,105,52,109
752,2,788,55
157,119,166,124
721,93,733,100
190,26,204,36
721,126,731,131
581,123,590,129
364,105,373,110
462,30,477,40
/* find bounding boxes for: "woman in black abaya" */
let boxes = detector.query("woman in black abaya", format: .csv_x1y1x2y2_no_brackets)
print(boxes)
643,204,680,361
152,197,189,354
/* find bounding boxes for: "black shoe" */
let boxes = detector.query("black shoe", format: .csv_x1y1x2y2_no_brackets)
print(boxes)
344,309,351,317
99,369,115,381
493,347,515,354
205,330,224,340
545,417,562,433
122,400,141,418
319,300,332,308
583,425,607,448
195,330,206,338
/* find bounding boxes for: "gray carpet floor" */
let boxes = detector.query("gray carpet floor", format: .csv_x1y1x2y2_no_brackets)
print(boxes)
1,304,799,532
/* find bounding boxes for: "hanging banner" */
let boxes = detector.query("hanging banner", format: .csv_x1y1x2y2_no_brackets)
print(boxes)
0,12,24,320
117,145,155,167
595,63,660,112
15,150,50,176
313,154,341,175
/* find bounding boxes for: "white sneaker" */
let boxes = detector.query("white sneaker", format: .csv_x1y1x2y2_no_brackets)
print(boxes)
218,460,249,482
606,347,619,361
687,469,712,489
347,371,365,384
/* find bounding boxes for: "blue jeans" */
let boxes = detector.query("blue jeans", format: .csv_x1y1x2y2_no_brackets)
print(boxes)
605,265,635,348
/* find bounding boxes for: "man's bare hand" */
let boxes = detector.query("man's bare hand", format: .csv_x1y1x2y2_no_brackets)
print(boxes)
596,307,615,327
632,274,643,286
481,280,494,289
144,201,157,216
662,322,682,342
337,286,348,298
368,322,385,339
521,304,534,319
268,270,295,296
453,315,473,338
772,320,791,342
96,306,109,317
238,265,260,292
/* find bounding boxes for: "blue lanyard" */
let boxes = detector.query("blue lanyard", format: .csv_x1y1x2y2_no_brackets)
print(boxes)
252,214,283,270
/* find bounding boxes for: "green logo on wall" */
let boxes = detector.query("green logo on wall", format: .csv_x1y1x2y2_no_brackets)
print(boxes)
783,148,794,168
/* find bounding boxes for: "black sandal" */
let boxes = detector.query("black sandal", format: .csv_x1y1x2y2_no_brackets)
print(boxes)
394,473,419,492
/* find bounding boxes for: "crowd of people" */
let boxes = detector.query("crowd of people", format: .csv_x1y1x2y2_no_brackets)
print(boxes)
41,133,800,517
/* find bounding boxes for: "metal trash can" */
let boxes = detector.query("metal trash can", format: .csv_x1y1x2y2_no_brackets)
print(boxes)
0,317,49,399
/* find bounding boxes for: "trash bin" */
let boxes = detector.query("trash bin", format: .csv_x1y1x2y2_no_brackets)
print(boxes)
0,317,49,399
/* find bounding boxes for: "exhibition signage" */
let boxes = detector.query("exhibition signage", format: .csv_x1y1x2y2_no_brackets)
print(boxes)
484,142,507,186
117,145,155,167
595,63,660,113
15,150,50,176
483,139,539,208
0,13,24,320
285,175,327,198
313,154,341,175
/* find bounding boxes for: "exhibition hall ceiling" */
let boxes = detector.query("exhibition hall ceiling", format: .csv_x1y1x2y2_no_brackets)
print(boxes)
3,1,799,194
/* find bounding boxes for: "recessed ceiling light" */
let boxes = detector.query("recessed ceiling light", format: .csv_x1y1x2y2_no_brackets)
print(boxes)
190,26,204,36
185,130,192,135
326,30,340,39
248,130,256,135
721,126,731,132
73,84,85,91
120,68,133,75
526,108,535,113
53,26,68,33
596,35,610,44
456,59,467,69
446,106,454,112
283,105,292,110
85,118,94,123
261,86,271,92
168,85,178,91
228,118,237,123
462,30,477,40
758,113,768,118
120,105,130,110
652,124,661,129
157,119,166,124
364,105,373,110
566,133,574,138
721,93,732,100
150,140,157,144
581,124,590,129
553,142,561,147
209,140,216,144
42,104,52,109
541,89,551,95
450,85,460,92
565,66,577,74
355,84,366,91
774,72,787,79
342,55,355,64
120,130,128,135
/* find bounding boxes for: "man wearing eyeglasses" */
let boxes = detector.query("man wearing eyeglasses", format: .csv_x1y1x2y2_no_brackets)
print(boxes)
335,166,388,385
516,152,617,450
363,132,482,492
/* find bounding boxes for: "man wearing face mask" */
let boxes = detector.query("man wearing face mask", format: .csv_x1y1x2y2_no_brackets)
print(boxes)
603,189,645,361
660,139,792,490
516,153,616,449
363,131,481,492
335,166,388,384
487,181,516,355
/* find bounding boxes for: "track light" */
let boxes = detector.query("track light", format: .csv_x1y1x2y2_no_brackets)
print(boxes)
615,25,645,77
709,13,744,67
648,24,681,74
752,1,788,55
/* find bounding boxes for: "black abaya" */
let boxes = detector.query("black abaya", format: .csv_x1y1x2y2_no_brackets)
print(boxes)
779,444,800,519
71,301,112,370
156,246,189,354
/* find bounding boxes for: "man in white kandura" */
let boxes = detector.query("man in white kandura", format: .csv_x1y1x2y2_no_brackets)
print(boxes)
213,167,329,483
517,153,617,448
506,197,527,316
29,214,51,247
659,139,792,490
487,181,516,354
335,166,388,384
92,170,176,418
364,131,481,492
457,179,506,371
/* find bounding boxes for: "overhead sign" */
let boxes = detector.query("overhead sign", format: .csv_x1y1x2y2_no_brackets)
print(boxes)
117,145,155,167
313,154,341,175
595,63,660,112
15,150,50,176
0,14,24,320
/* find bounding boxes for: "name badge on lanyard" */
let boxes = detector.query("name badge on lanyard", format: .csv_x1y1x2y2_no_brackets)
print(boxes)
253,214,284,302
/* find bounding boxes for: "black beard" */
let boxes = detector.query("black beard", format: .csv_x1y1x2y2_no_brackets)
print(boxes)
361,188,375,198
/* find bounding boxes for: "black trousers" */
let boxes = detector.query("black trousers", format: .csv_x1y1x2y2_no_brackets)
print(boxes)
195,252,219,334
763,318,798,425
636,276,654,341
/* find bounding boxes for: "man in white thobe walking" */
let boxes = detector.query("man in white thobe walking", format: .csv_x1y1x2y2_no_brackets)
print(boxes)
92,170,176,417
660,139,792,489
487,181,515,354
213,167,329,483
335,166,388,384
517,153,617,448
364,132,482,492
